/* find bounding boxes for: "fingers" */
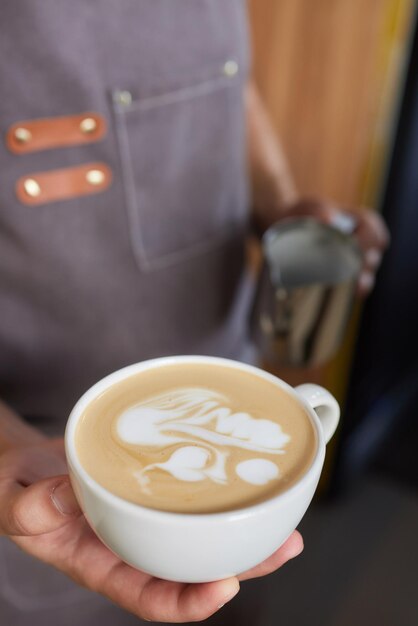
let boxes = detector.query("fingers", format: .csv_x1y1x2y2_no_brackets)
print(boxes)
238,530,304,581
350,207,390,296
0,474,81,536
92,551,240,623
177,578,240,620
351,206,390,253
357,270,376,296
137,577,240,623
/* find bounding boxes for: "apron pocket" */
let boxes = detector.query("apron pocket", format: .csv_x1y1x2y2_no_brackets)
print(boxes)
112,69,249,272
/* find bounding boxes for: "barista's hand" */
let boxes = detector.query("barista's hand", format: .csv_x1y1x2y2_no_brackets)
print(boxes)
0,439,303,623
255,197,390,297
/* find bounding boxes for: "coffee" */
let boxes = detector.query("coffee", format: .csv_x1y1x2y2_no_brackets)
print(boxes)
75,363,317,513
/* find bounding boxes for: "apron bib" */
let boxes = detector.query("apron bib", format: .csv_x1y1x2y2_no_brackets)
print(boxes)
0,1,252,621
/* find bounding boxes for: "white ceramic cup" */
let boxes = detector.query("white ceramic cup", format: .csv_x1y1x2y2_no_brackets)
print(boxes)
65,355,340,583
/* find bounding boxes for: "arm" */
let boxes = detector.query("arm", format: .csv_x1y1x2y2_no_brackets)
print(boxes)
246,80,298,231
246,80,390,294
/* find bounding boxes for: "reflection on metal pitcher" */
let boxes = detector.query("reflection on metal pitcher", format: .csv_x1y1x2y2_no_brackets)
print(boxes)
251,218,362,367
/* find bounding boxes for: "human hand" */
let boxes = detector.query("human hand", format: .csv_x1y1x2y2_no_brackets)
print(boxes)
0,438,303,623
255,197,390,297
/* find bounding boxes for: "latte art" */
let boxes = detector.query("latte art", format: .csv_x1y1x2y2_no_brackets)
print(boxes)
116,388,290,492
75,363,317,513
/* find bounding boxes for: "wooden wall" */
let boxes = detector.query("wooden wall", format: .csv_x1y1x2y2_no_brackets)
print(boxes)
249,0,416,209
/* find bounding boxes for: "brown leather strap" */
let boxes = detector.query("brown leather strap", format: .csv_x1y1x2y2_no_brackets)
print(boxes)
16,162,112,206
6,112,107,154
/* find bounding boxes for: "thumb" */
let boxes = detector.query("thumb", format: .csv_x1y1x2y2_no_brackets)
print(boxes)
0,475,82,536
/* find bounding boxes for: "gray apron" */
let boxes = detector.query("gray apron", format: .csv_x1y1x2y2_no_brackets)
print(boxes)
0,1,256,623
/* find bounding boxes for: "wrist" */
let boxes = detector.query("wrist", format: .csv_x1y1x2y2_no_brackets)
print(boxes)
251,171,300,234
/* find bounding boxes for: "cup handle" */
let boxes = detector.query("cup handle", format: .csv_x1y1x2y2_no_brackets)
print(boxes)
295,384,340,444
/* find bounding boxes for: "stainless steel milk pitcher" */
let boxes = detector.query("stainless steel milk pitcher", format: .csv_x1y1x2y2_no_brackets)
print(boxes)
251,218,362,367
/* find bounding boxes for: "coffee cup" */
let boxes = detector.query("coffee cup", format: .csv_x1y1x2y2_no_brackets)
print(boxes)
65,355,339,582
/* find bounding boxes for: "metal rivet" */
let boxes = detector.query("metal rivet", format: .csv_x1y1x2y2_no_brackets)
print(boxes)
79,117,98,134
223,60,239,77
86,169,105,185
114,90,132,106
14,127,32,143
23,178,41,197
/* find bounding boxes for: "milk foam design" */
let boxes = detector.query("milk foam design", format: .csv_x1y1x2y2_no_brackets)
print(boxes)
116,388,290,491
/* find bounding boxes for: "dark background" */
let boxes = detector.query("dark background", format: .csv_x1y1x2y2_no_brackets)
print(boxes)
331,16,418,495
